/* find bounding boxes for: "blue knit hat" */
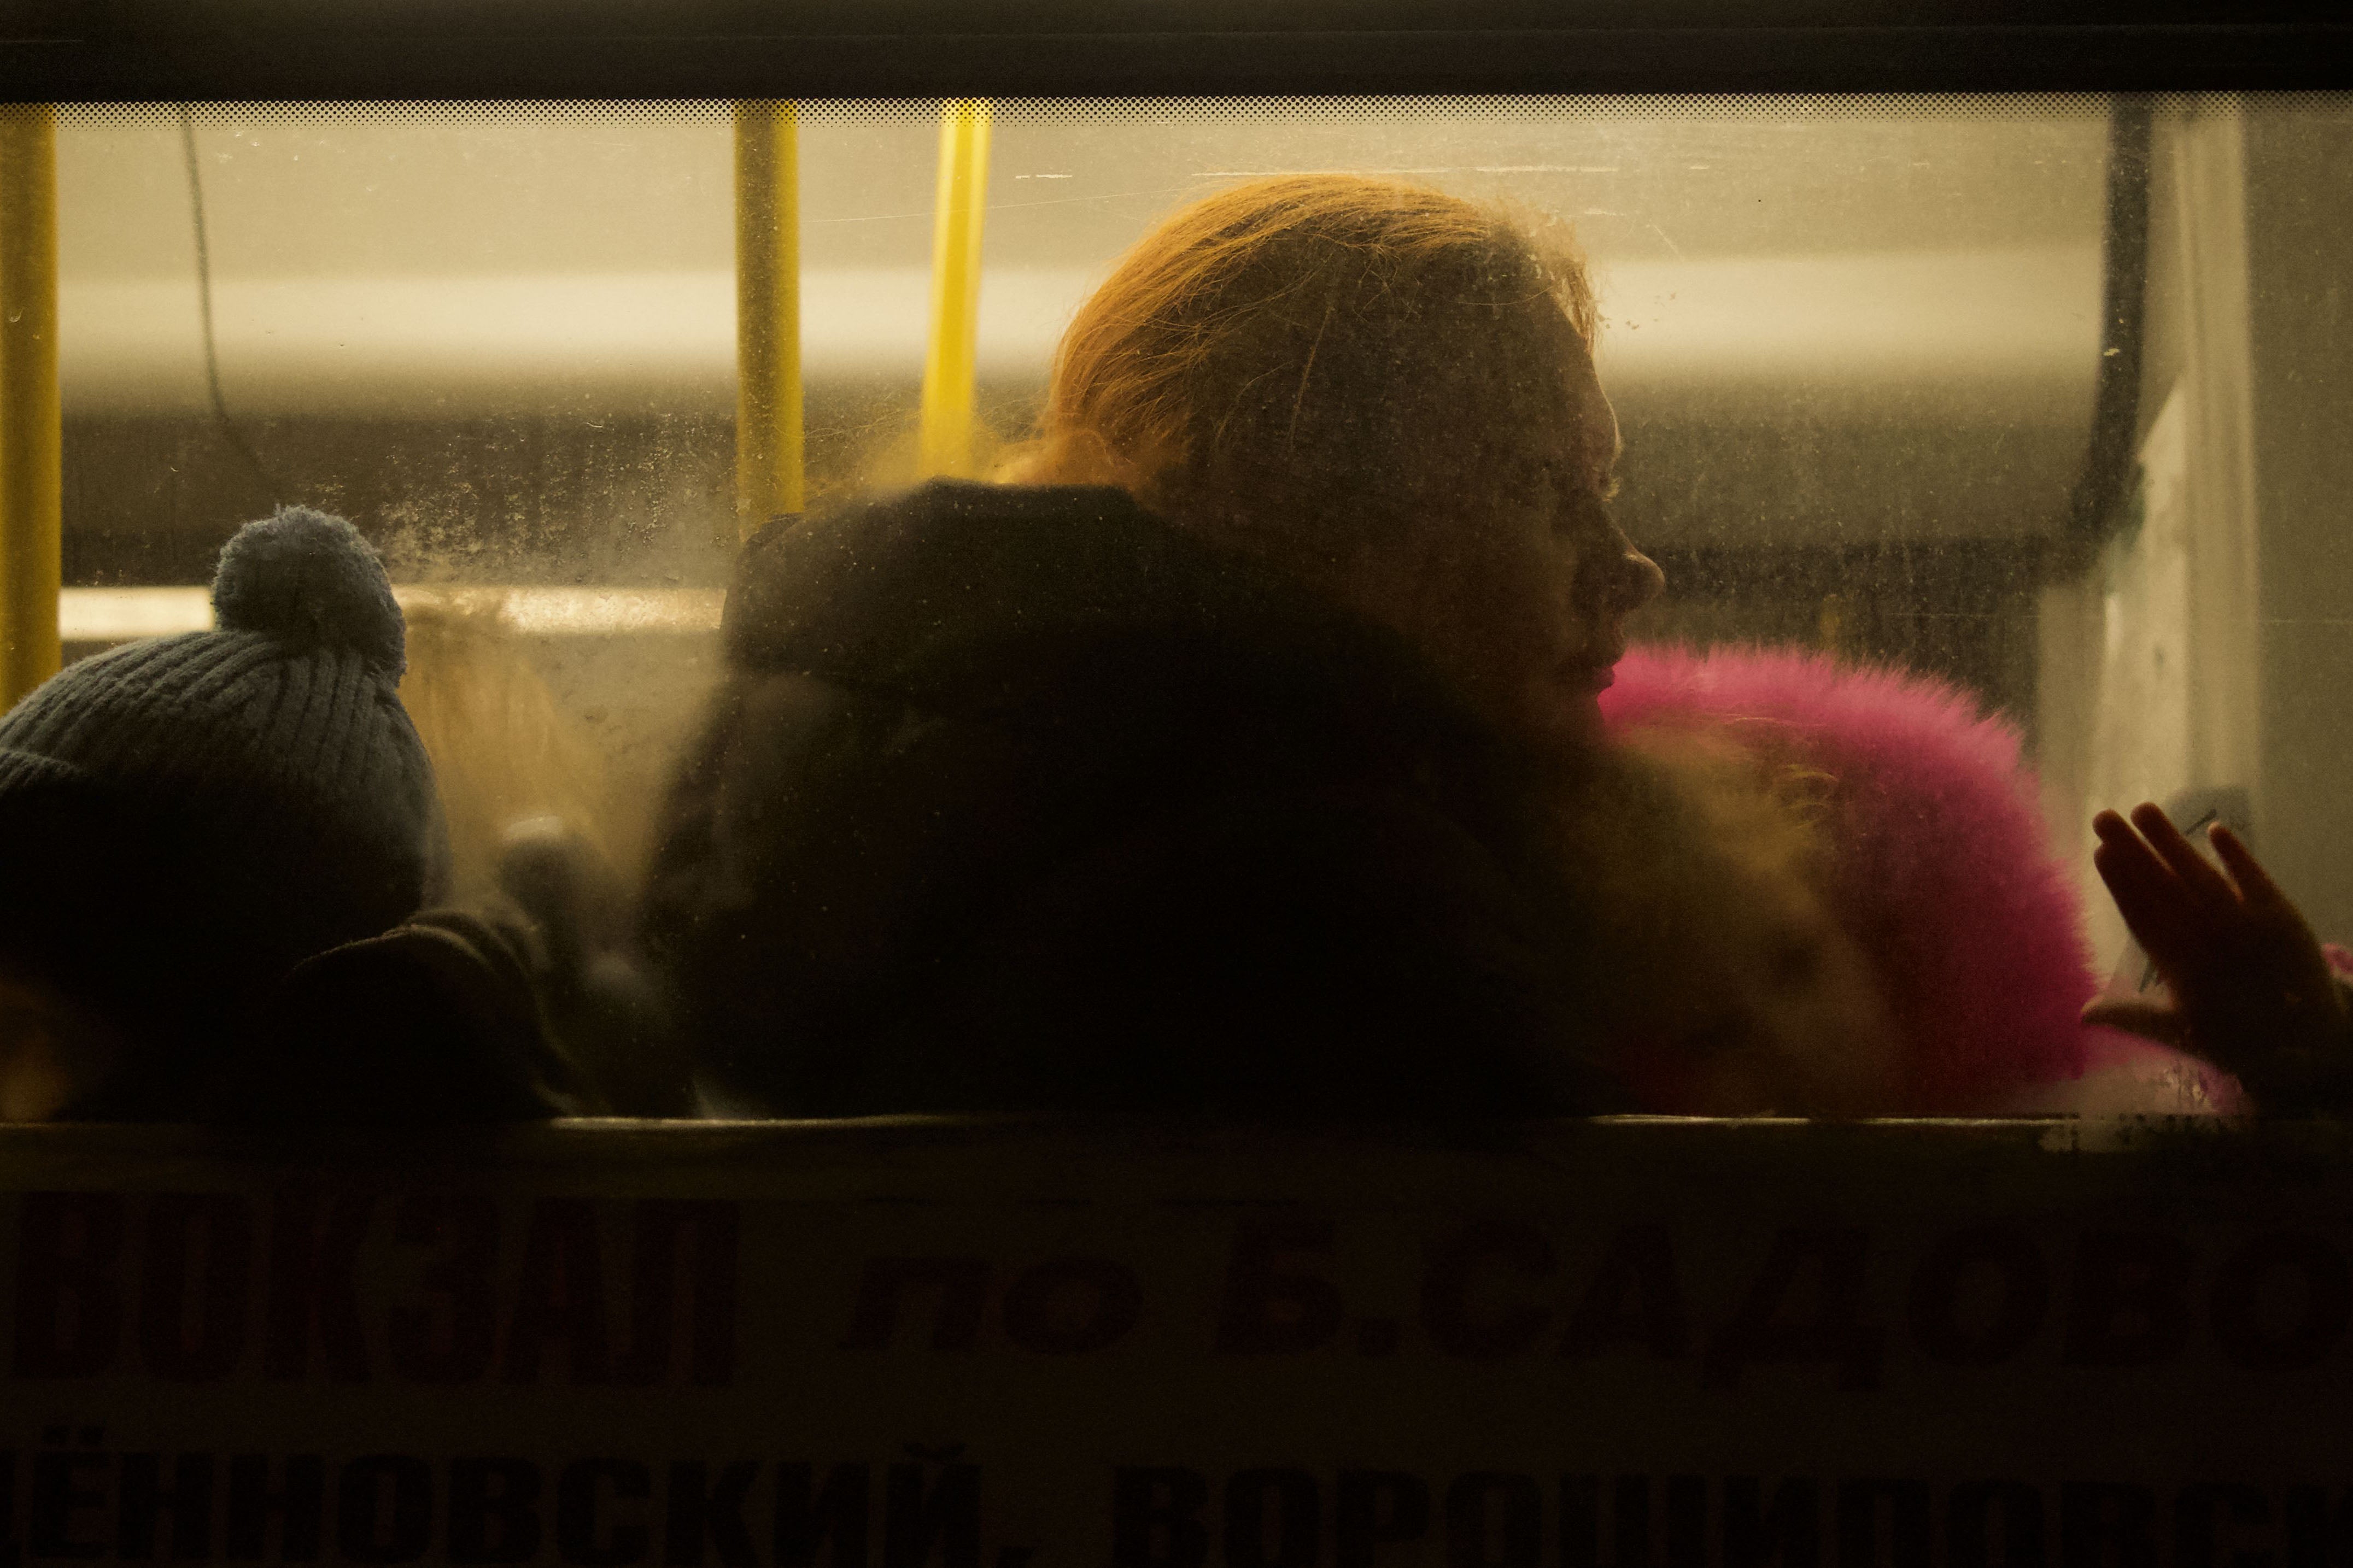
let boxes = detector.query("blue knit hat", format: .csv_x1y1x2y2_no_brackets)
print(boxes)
0,508,447,1108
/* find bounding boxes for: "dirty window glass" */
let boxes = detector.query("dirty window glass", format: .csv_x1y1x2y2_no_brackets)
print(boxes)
35,94,2353,1116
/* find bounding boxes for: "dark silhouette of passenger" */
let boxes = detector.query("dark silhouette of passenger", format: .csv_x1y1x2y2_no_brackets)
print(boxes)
642,175,1665,1119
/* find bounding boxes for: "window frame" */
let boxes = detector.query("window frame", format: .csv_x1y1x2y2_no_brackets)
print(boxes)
0,1,2347,102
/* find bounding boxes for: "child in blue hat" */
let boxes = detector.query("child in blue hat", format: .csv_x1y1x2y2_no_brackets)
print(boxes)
0,507,583,1121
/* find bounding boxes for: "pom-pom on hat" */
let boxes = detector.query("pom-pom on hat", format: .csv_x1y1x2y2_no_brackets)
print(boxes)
0,507,446,1113
212,507,408,677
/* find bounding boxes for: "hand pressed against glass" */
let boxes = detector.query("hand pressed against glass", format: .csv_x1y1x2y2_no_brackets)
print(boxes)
2084,802,2353,1111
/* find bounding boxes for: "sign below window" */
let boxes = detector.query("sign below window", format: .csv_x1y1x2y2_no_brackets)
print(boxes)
0,1118,2344,1565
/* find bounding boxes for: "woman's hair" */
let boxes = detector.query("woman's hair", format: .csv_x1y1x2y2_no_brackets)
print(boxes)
397,599,609,900
1009,175,1598,573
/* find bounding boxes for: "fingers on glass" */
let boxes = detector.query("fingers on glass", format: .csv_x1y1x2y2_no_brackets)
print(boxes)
2092,831,2202,962
2207,824,2291,913
2128,802,2238,909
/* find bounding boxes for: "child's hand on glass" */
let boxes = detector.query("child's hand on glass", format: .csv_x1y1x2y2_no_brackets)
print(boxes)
2081,802,2353,1113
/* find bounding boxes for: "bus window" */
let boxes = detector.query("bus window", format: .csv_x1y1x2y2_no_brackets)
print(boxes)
16,93,2353,1119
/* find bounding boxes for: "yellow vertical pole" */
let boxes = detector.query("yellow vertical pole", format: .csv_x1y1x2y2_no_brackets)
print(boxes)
734,99,803,544
0,104,62,708
918,99,991,480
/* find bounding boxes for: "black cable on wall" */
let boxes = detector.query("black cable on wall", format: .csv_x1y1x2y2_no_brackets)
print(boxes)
178,104,285,506
2064,93,2155,557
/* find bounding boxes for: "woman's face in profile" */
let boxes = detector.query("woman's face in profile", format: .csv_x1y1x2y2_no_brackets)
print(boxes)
1379,320,1665,751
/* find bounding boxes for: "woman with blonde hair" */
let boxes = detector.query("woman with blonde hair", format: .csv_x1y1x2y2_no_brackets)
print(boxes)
643,174,1665,1118
1009,175,1659,754
397,599,695,1115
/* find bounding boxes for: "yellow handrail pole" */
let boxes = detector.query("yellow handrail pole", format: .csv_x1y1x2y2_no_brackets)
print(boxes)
917,99,992,480
0,104,62,708
733,99,803,544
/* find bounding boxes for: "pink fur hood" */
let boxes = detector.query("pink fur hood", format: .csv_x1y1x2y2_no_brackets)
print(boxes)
1599,644,2097,1112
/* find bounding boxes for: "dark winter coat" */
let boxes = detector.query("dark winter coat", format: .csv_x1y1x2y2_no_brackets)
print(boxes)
640,481,1627,1120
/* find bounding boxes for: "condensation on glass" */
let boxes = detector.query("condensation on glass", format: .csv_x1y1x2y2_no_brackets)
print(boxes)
42,93,2353,968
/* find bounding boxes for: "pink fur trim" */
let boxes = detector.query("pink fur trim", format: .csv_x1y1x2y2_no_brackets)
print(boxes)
1601,644,2098,1112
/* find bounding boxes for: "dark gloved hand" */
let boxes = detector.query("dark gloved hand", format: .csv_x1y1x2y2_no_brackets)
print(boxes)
224,908,592,1125
493,816,695,1117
